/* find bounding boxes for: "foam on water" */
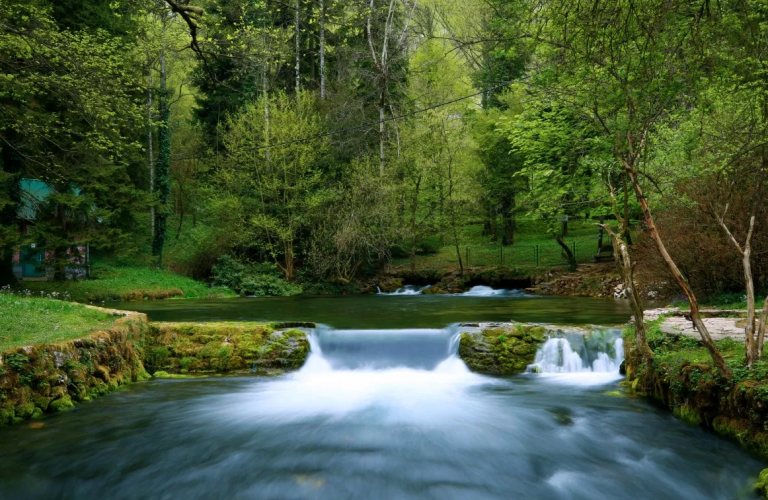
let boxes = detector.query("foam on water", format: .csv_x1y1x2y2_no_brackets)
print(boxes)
527,335,624,386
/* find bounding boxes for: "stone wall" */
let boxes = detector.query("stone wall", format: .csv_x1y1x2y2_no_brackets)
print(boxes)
0,313,149,426
0,314,313,426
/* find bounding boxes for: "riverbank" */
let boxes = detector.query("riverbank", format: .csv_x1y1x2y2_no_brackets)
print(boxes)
0,301,313,426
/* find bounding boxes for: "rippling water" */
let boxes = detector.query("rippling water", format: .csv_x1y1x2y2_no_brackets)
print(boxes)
0,321,764,499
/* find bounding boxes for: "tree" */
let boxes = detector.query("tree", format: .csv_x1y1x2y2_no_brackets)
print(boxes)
218,91,329,280
526,0,733,377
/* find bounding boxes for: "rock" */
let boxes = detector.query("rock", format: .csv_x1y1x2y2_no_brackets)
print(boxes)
49,396,75,413
458,324,546,375
756,468,768,499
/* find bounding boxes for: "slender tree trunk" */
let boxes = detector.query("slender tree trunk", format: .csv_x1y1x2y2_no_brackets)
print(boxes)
717,210,757,366
262,62,270,166
152,43,171,266
0,141,22,285
379,89,386,175
553,232,576,270
623,157,732,379
147,56,155,240
319,0,325,99
602,224,653,359
295,0,301,96
409,174,421,273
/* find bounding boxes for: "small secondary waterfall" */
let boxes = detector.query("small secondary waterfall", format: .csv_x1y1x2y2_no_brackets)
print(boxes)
528,336,624,374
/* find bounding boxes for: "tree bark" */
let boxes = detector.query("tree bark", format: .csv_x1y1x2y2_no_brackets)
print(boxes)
295,0,300,96
147,55,155,241
152,41,171,266
553,231,576,270
602,224,653,359
716,209,757,366
319,0,325,99
409,174,421,273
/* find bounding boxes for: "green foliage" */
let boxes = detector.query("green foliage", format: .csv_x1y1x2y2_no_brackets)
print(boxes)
211,256,301,297
4,353,29,372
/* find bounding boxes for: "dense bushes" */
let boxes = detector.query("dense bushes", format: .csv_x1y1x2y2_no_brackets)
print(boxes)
211,256,302,297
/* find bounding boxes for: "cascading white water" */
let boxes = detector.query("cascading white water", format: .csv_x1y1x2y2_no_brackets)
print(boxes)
378,284,525,296
528,337,624,375
378,285,432,295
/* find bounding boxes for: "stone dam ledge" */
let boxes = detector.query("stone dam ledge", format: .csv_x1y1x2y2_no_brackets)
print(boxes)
0,304,752,427
0,306,621,426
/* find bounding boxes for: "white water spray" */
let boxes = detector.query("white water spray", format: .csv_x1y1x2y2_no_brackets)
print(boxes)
528,337,623,374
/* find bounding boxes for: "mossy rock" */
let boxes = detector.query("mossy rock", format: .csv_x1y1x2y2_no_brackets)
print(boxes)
756,468,768,499
14,402,35,420
49,396,75,413
459,324,546,375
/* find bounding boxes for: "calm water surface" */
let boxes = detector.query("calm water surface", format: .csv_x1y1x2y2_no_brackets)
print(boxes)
112,292,634,328
0,293,763,499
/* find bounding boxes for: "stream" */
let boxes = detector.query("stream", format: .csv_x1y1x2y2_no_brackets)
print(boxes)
0,291,764,499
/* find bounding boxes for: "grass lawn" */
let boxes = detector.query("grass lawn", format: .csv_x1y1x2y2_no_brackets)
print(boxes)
391,219,615,270
0,293,120,351
20,263,235,303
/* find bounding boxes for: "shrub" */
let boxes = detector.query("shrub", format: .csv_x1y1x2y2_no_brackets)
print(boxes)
212,256,302,297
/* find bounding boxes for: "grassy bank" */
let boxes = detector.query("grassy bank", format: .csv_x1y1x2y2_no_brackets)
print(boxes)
0,292,120,351
20,263,234,303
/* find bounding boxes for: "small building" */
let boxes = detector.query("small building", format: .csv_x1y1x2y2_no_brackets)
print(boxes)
12,179,89,281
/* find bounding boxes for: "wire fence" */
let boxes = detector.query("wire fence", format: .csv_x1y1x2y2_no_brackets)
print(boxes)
395,234,609,270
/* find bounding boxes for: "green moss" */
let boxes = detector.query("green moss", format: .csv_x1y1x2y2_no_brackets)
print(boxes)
756,468,768,499
458,325,545,375
49,396,75,413
0,407,14,425
14,402,35,420
152,371,193,379
673,405,703,426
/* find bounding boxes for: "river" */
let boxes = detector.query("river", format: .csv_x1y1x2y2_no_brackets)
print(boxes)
0,289,763,499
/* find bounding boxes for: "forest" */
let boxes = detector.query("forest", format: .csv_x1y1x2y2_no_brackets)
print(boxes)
1,0,768,362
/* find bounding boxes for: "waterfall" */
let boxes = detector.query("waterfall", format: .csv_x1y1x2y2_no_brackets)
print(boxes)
378,285,432,295
528,337,624,374
301,325,465,371
377,285,526,296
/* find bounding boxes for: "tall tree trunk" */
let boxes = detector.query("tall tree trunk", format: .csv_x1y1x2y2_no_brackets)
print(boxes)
409,174,421,273
295,0,300,96
262,61,270,166
379,89,386,175
602,224,653,359
0,141,22,285
152,44,171,266
147,55,155,241
717,209,757,366
622,156,732,379
319,0,325,99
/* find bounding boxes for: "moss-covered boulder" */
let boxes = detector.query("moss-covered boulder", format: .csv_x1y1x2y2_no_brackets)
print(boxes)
459,324,546,375
144,322,311,376
756,468,768,499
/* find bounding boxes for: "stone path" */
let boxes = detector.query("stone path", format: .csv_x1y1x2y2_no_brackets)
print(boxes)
644,308,747,341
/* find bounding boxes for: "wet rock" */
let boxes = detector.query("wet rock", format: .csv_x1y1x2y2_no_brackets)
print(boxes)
459,324,546,375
